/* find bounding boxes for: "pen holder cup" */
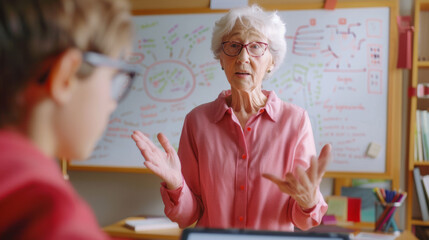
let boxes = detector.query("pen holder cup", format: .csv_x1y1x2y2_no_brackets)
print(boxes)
374,196,406,233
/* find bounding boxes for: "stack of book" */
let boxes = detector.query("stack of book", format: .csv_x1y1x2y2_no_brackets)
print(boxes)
124,217,179,232
415,109,429,162
341,186,377,223
417,83,429,98
413,168,429,222
324,195,361,225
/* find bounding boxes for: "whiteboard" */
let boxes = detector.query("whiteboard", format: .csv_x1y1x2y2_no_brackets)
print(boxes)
72,7,390,173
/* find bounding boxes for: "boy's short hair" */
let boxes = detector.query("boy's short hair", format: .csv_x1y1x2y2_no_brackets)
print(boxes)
0,0,133,127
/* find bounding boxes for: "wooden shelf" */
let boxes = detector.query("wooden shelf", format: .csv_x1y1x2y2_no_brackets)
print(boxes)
421,1,429,11
418,61,429,68
414,162,429,167
411,219,429,226
407,0,429,231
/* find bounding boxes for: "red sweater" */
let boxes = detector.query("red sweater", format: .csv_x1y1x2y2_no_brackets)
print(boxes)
0,130,108,240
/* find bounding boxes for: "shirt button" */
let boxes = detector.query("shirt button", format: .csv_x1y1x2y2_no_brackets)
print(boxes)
247,127,251,131
240,185,245,190
239,216,244,221
241,154,247,159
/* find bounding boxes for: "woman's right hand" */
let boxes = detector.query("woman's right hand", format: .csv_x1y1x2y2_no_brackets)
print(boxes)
131,130,183,190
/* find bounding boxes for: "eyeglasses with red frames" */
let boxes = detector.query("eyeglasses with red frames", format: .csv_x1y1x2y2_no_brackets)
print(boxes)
221,41,269,57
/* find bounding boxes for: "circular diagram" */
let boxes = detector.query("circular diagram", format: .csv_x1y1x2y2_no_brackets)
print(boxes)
143,60,196,102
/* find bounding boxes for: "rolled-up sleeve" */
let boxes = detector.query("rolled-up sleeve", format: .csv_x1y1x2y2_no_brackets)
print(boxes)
288,111,328,230
291,191,328,230
160,115,203,228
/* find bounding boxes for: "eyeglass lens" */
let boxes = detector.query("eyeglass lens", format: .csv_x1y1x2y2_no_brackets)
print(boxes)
82,51,137,103
222,42,267,57
111,72,134,102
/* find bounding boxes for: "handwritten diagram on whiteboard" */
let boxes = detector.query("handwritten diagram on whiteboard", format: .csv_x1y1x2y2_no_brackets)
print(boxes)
72,8,390,173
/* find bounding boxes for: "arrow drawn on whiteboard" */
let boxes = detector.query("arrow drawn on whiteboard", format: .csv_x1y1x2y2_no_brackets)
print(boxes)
321,20,366,72
289,25,324,58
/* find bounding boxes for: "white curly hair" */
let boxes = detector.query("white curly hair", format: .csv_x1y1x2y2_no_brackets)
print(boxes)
211,4,287,79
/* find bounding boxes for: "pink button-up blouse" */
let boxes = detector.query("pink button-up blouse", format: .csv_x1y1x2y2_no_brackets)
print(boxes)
160,90,328,231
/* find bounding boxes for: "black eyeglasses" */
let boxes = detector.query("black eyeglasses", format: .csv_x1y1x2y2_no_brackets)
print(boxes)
221,41,269,57
83,52,138,103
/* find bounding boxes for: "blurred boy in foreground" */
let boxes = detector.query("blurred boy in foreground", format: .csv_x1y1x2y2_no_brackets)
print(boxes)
0,0,135,239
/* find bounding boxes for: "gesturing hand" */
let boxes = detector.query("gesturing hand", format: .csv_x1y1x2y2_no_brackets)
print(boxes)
262,144,332,210
131,130,182,190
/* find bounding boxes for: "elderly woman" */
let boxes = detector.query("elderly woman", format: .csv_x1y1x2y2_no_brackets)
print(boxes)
132,5,330,231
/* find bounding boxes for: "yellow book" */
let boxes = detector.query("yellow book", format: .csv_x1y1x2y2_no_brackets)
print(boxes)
326,196,348,223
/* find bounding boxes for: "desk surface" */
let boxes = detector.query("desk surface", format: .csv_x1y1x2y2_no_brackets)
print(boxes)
103,217,181,240
103,217,417,240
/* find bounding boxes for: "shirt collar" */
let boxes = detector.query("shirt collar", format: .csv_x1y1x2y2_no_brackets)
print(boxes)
212,90,281,123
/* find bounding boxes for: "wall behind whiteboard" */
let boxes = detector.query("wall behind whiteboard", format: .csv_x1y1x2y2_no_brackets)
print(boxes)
72,7,390,173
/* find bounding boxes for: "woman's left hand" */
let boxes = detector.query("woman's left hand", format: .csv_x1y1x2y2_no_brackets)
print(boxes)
262,144,332,210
